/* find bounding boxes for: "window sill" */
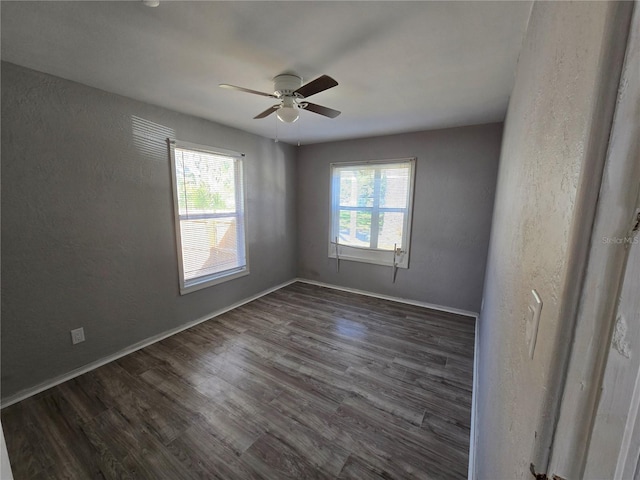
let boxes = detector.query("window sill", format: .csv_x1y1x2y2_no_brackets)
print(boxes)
180,267,249,295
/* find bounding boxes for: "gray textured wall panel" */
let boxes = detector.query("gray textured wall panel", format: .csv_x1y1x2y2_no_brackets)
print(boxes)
296,124,502,313
1,62,298,398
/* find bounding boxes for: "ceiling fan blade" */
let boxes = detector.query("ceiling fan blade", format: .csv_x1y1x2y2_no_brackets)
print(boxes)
254,105,280,119
219,84,277,98
302,102,341,119
294,75,338,98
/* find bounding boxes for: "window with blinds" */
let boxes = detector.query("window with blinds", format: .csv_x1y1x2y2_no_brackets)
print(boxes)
169,141,248,294
329,158,415,268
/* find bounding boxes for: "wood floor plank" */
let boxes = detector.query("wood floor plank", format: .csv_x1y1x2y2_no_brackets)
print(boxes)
241,433,334,480
331,402,462,480
268,390,354,450
1,282,475,479
88,408,197,480
345,365,471,425
90,362,198,445
1,401,50,479
22,393,112,479
167,423,267,480
224,346,350,407
196,375,351,476
421,412,472,454
342,395,468,467
137,367,265,455
337,454,402,480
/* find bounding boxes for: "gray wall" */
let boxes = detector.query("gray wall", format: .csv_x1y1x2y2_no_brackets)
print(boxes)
297,124,502,313
475,2,630,478
1,62,298,399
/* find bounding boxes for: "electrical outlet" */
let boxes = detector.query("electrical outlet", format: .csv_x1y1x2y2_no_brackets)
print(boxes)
71,327,85,345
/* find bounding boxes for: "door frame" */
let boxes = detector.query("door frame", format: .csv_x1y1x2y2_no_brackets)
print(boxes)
547,3,640,478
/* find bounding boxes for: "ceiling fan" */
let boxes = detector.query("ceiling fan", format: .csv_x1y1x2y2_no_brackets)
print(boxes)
219,74,341,123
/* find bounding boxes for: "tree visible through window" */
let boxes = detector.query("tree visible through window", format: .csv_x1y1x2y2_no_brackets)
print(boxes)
170,141,248,293
330,159,415,268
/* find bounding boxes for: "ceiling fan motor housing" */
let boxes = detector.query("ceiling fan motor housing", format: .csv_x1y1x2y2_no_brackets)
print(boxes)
274,74,303,98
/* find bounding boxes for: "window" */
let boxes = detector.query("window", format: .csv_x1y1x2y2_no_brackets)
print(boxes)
169,140,248,294
329,158,415,268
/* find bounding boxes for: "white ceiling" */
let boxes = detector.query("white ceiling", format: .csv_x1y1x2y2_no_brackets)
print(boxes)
1,1,532,145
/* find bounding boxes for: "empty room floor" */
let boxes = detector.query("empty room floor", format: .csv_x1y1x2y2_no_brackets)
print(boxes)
1,282,475,479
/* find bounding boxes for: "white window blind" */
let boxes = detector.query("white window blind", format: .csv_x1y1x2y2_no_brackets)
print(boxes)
329,158,415,268
170,141,248,294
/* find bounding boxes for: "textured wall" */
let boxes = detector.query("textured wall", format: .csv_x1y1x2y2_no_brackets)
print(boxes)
475,2,629,479
297,124,502,313
1,62,298,399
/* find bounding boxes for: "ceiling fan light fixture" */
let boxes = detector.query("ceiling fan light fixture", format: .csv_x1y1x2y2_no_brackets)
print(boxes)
277,105,299,123
276,96,299,123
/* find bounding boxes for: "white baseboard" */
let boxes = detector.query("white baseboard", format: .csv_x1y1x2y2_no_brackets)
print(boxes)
468,317,480,480
296,278,479,319
0,278,297,409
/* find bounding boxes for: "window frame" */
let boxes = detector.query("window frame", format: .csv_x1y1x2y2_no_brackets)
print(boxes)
169,139,249,295
328,157,416,269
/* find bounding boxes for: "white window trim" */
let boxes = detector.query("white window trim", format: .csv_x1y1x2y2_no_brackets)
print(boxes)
168,139,249,295
328,157,416,269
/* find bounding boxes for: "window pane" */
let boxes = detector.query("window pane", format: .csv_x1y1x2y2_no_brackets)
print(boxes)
339,169,374,207
180,217,242,281
380,166,409,209
377,212,405,250
338,210,371,247
330,159,413,268
175,149,236,216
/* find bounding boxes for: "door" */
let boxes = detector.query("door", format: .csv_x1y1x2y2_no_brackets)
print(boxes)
583,222,640,479
547,3,639,478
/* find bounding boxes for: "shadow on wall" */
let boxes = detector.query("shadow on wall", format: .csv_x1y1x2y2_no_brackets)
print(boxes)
131,115,175,162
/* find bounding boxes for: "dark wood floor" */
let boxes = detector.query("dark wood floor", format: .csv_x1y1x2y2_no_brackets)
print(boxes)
2,282,475,479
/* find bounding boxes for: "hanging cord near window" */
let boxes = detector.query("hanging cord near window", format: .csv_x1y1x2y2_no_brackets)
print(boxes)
330,238,405,281
392,244,404,283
